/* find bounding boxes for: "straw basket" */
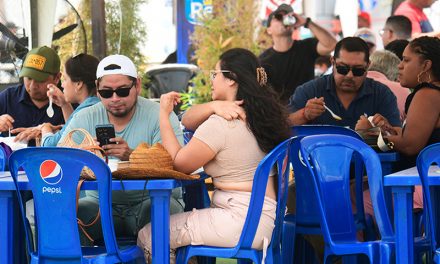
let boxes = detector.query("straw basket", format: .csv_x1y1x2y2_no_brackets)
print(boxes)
58,128,107,180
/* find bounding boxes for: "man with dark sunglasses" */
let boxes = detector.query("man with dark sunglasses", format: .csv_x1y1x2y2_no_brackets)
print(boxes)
59,54,184,245
259,4,336,104
287,37,401,130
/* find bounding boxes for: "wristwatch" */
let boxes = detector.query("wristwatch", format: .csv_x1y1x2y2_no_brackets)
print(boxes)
304,17,312,28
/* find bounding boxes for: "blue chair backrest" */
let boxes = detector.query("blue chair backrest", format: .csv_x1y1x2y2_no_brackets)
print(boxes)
416,143,440,250
291,125,363,140
8,147,119,261
236,137,292,252
290,125,364,226
300,135,394,242
0,145,5,171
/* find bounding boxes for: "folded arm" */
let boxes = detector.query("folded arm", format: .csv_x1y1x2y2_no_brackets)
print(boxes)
181,100,245,131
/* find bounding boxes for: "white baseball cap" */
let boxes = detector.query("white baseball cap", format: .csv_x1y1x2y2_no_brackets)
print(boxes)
96,54,138,79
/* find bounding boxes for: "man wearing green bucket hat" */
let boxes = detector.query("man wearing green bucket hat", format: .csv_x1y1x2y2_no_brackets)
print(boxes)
0,46,64,145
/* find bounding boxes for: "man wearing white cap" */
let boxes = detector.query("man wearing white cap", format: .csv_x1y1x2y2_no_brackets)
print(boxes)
59,54,184,244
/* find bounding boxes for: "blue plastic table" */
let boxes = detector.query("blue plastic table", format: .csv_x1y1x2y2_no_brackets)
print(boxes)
377,151,400,175
0,171,191,264
384,165,440,264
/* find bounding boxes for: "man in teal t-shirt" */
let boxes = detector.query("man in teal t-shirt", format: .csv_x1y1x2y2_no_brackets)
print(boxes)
60,54,184,244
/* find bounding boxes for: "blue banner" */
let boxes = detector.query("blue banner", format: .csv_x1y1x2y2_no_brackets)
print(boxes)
177,0,213,63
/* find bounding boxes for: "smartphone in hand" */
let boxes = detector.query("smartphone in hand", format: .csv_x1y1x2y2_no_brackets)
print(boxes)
95,124,116,146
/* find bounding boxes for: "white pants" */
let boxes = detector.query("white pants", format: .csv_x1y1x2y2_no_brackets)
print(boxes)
137,190,276,262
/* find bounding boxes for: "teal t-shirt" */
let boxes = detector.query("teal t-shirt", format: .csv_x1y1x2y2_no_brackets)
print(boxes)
59,96,184,203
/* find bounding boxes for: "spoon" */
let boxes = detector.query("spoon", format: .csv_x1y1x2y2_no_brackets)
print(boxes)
324,104,342,121
367,116,375,127
46,88,54,118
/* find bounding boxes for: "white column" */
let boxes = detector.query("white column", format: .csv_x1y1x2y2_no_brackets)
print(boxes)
32,0,57,48
303,0,316,20
38,0,57,47
334,0,359,37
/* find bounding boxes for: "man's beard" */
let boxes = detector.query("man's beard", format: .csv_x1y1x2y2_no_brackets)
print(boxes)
106,98,137,118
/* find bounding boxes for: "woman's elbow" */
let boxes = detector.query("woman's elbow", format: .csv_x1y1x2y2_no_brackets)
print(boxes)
397,144,423,157
173,159,197,175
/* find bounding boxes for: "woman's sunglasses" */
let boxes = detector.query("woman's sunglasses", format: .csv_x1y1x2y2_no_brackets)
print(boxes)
335,64,367,77
98,82,135,98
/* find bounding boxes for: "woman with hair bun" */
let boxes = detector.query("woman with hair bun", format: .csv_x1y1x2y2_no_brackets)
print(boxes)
41,54,100,146
137,48,291,262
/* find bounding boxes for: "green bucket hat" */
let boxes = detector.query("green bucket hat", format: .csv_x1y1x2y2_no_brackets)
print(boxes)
19,46,60,82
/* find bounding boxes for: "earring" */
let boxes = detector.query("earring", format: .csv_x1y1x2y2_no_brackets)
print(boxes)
417,72,422,83
417,71,432,84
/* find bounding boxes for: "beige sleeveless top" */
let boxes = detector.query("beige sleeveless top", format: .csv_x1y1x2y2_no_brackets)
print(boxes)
193,114,268,184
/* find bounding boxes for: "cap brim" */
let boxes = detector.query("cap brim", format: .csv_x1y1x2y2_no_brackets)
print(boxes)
112,167,200,180
19,67,50,82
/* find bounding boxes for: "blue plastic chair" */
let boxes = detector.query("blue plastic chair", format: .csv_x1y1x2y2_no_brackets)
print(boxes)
416,143,440,263
291,125,363,140
282,125,374,263
8,147,144,263
176,137,294,264
0,145,5,171
299,134,395,263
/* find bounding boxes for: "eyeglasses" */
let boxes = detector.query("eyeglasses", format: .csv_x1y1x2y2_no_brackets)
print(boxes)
379,28,392,36
209,70,231,81
98,82,135,98
334,64,367,77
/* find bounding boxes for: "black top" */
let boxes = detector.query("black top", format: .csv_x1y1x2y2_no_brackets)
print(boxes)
259,38,319,104
398,82,440,169
404,82,440,146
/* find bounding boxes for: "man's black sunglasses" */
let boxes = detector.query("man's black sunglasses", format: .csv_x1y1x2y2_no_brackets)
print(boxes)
335,64,367,77
98,82,135,98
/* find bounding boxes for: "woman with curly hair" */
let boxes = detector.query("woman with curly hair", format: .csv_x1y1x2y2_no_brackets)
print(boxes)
381,36,440,167
137,48,291,262
363,36,440,218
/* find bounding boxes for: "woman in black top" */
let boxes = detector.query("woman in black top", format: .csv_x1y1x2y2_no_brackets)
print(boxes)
383,36,440,167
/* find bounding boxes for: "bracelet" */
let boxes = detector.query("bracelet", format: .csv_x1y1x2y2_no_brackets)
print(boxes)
304,17,311,28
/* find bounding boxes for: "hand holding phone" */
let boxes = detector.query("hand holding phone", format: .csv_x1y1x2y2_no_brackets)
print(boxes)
95,124,116,147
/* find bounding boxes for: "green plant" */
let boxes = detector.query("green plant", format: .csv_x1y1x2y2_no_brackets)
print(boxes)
182,0,264,107
105,0,147,69
105,0,151,98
